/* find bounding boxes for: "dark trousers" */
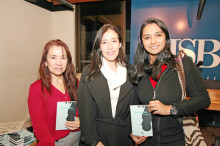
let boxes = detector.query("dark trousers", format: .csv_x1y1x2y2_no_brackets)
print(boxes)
139,137,185,146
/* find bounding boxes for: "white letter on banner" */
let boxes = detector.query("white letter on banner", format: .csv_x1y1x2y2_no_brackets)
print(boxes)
170,39,181,55
178,38,196,63
197,39,220,68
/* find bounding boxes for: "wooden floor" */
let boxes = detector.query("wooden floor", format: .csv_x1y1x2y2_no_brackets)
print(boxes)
200,125,220,146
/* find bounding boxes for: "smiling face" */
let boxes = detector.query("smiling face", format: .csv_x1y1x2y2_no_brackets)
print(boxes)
142,23,166,63
45,45,67,79
100,29,121,64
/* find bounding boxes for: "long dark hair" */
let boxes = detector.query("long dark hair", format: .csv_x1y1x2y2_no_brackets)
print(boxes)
132,18,176,84
39,39,78,101
85,24,129,81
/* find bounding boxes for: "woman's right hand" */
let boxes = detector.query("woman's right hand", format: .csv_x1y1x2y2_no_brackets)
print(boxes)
65,117,80,130
96,141,104,146
130,133,148,144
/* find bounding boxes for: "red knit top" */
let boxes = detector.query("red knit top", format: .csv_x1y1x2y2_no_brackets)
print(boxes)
150,65,167,88
28,80,80,146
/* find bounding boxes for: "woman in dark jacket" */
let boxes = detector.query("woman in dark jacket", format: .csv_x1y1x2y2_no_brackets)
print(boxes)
78,24,136,146
130,18,211,145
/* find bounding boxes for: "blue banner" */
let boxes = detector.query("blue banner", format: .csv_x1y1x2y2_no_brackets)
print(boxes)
130,0,220,81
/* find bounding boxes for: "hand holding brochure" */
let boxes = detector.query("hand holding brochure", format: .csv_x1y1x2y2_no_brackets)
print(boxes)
56,101,77,130
130,105,153,136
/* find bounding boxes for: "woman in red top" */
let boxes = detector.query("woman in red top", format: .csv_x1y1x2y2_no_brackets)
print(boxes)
28,39,80,146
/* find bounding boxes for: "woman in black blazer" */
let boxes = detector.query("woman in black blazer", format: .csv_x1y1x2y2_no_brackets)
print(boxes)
78,24,136,146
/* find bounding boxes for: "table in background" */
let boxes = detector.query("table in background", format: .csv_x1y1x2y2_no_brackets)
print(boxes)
205,89,220,111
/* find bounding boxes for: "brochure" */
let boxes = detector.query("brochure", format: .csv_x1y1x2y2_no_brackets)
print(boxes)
130,105,153,136
56,101,77,130
0,121,24,135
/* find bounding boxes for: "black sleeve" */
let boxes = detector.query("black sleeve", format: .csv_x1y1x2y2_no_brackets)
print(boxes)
78,65,99,146
174,56,211,116
132,85,140,105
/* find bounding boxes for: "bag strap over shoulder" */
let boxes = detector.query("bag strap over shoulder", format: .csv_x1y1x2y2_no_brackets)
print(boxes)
175,50,186,100
176,51,205,146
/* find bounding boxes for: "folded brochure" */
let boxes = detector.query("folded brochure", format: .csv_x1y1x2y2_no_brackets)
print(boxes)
130,105,153,136
56,101,77,130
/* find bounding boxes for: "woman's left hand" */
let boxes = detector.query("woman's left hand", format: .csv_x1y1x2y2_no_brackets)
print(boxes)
130,133,148,144
65,117,80,130
148,100,172,115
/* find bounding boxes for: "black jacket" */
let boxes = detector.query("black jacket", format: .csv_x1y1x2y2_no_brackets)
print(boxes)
137,56,211,144
78,65,137,146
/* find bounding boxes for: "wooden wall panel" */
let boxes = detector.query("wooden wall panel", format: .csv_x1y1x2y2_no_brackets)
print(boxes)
52,0,104,5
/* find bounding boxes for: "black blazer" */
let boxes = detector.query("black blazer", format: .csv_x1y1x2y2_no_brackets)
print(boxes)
78,65,137,146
